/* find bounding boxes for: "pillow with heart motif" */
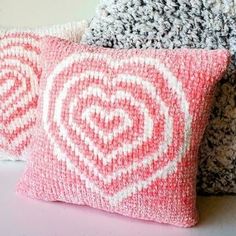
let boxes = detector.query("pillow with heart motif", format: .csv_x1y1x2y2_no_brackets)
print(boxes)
17,37,229,227
0,21,87,161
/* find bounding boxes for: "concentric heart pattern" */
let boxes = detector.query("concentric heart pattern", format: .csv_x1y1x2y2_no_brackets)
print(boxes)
41,51,204,205
0,32,41,159
17,39,229,226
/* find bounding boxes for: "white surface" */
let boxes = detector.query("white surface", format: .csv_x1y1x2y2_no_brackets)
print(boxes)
0,0,99,27
0,162,236,236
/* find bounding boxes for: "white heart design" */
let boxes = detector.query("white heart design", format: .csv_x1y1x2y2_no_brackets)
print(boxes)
60,82,153,164
43,53,192,205
79,104,133,144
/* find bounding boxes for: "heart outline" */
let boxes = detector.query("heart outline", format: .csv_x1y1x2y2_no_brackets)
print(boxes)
77,103,133,144
43,53,192,205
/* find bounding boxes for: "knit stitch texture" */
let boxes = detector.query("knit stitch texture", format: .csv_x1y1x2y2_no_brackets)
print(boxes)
81,0,236,194
204,0,236,15
0,21,88,161
17,36,229,227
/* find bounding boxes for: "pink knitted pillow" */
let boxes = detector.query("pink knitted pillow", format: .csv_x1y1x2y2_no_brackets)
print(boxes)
17,37,229,227
0,21,87,160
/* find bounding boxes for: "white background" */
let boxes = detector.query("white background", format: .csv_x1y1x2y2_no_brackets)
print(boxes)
0,0,99,27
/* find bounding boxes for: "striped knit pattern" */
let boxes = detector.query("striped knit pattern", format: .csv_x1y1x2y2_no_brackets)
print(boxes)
17,37,229,227
0,21,87,161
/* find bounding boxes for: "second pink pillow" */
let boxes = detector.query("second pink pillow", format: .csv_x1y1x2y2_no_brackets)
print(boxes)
0,21,87,160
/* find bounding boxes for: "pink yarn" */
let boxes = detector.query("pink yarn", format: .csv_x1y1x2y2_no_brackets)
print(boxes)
17,36,230,227
0,32,41,160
